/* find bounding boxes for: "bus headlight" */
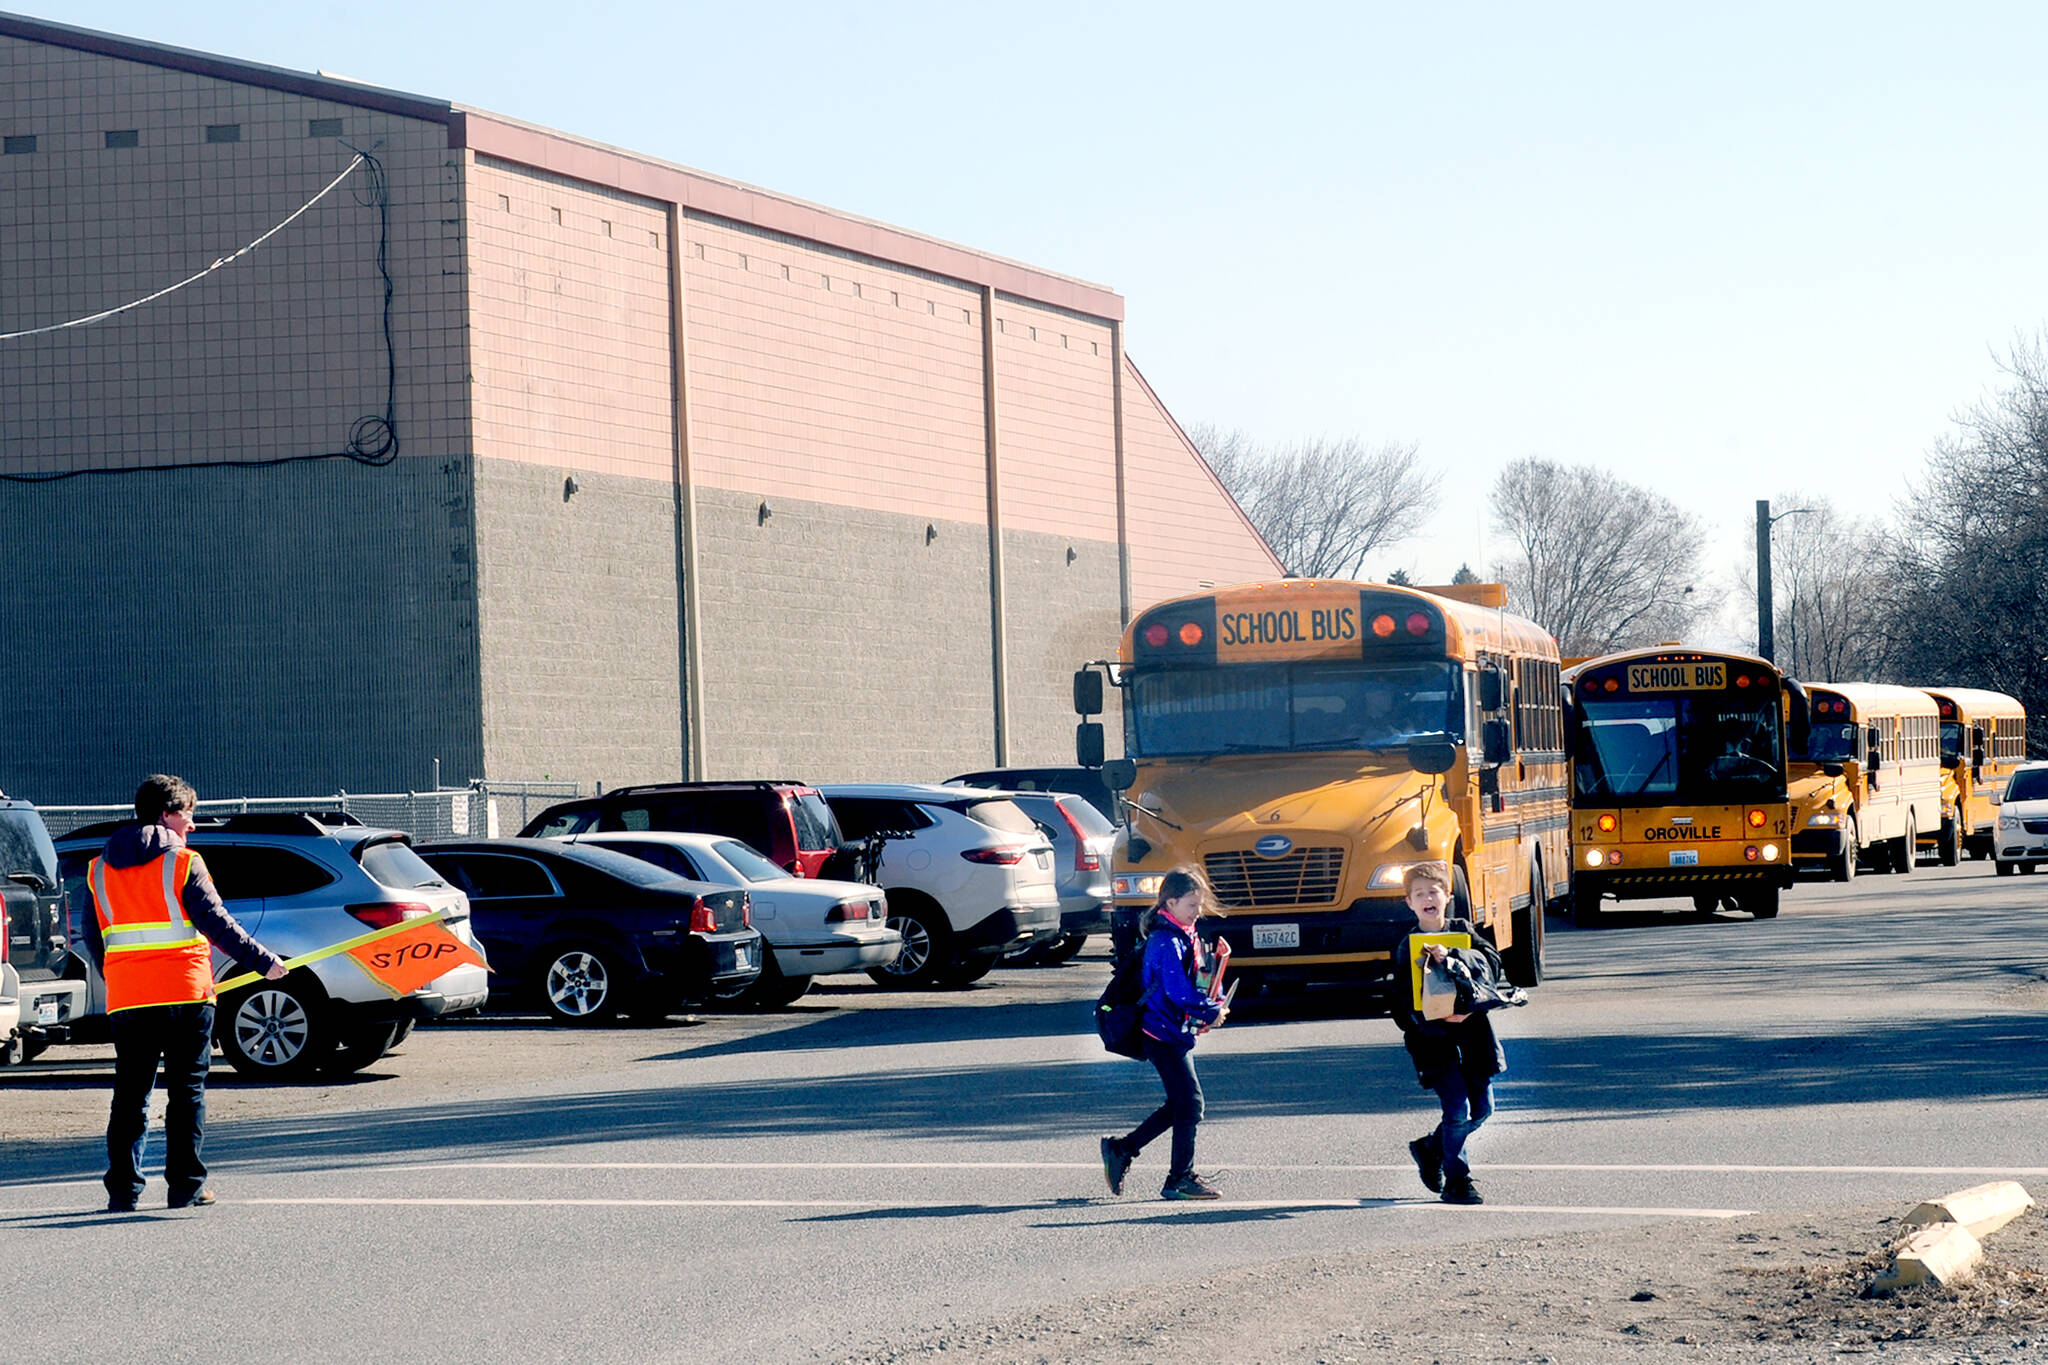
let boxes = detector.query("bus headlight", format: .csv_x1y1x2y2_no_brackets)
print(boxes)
1113,873,1164,899
1762,844,1780,861
1804,813,1838,828
1584,848,1607,868
1368,863,1414,889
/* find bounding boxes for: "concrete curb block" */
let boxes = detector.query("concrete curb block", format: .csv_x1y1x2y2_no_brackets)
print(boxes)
1869,1222,1983,1293
1868,1180,2032,1295
1904,1180,2036,1240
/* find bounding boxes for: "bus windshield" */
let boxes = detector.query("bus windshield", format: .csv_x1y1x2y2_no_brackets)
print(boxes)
1793,720,1859,764
1941,721,1964,764
1572,695,1783,801
1128,661,1462,759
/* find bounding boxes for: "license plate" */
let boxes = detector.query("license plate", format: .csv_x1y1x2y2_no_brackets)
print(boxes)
1035,850,1051,869
1251,923,1300,950
36,999,58,1024
734,947,750,970
1669,849,1700,866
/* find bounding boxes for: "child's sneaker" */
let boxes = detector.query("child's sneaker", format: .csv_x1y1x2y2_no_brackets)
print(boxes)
1099,1137,1132,1196
1407,1135,1443,1193
1440,1177,1483,1205
1161,1171,1222,1200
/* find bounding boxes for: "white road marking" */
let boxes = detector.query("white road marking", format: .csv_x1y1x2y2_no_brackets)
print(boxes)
242,1196,1753,1216
371,1160,2048,1176
244,1197,873,1208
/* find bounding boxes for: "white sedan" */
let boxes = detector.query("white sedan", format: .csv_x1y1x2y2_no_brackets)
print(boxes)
552,830,899,1006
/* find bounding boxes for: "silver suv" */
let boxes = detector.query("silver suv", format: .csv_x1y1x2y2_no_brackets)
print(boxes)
56,812,487,1077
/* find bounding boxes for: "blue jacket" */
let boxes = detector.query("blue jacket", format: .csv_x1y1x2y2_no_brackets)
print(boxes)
1139,917,1221,1050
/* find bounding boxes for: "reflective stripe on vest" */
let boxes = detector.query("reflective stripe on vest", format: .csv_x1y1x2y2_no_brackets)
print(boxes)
90,848,215,1011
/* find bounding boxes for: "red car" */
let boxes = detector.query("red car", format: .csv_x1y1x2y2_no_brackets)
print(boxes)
519,782,843,879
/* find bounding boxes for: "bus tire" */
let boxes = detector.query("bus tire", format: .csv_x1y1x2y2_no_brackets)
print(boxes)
1450,864,1473,920
1938,819,1960,867
1568,875,1602,928
1743,886,1780,919
1691,894,1719,915
1502,895,1543,988
1897,815,1917,874
1830,819,1858,882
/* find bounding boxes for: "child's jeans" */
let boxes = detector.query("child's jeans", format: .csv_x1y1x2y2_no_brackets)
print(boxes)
1430,1069,1494,1181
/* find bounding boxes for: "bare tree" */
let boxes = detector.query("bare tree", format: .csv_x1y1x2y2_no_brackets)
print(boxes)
1734,494,1891,682
1488,456,1709,656
1187,424,1440,579
1879,335,2048,750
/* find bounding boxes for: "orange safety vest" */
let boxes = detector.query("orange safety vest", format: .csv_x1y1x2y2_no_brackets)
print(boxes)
90,847,215,1012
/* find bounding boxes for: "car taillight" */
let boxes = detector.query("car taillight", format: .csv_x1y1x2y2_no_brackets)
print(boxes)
346,902,432,929
688,896,717,934
741,891,752,928
826,899,872,922
1056,801,1101,871
961,846,1026,865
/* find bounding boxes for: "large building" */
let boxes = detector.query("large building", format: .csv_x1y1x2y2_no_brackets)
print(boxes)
0,12,1280,804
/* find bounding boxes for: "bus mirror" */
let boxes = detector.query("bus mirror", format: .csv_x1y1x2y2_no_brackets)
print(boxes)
1102,758,1138,793
1477,668,1506,712
1076,722,1105,769
1821,762,1845,779
1865,726,1883,762
1073,668,1103,717
1482,718,1512,767
1406,738,1457,775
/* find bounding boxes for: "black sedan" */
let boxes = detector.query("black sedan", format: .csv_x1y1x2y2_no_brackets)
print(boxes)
416,838,762,1024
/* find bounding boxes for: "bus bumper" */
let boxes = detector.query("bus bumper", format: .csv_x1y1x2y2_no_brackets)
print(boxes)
1583,865,1795,902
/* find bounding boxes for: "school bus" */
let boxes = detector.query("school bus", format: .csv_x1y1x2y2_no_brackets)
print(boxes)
1787,683,1942,879
1919,687,2029,862
1561,648,1795,922
1071,579,1565,991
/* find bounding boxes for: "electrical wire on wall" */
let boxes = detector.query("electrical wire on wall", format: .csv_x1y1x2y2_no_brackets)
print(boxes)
0,143,401,482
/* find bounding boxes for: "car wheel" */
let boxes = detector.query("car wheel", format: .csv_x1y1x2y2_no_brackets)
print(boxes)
1037,932,1088,965
2024,863,2040,876
540,943,624,1025
1830,819,1859,882
740,950,812,1009
867,895,953,989
388,1017,416,1049
323,1020,399,1075
220,979,325,1079
0,1031,22,1066
942,954,998,987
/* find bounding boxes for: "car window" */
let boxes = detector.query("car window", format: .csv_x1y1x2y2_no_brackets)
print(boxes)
790,793,841,849
959,798,1039,837
712,839,787,882
427,853,557,899
1057,796,1115,838
585,840,702,880
561,843,699,888
2010,769,2048,803
829,797,930,840
0,808,59,882
358,838,446,891
528,805,598,837
194,845,333,899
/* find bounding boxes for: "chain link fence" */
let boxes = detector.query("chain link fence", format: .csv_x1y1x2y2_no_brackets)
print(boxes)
35,780,586,843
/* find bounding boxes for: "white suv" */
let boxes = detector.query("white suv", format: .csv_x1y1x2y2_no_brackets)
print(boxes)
819,784,1061,988
1995,762,2048,875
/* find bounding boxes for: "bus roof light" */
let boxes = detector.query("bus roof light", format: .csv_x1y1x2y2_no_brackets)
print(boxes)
1179,622,1204,646
1603,679,1619,692
1405,612,1430,637
1372,614,1396,638
1144,624,1168,648
1746,809,1766,828
1735,674,1751,688
1596,813,1618,833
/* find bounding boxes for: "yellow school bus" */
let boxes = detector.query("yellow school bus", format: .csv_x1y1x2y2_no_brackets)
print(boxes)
1072,579,1564,991
1919,687,2029,862
1788,683,1942,879
1562,648,1795,921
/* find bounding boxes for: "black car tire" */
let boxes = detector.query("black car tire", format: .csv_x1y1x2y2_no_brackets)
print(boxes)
539,942,624,1025
388,1017,416,1049
220,978,326,1079
941,953,998,987
743,952,812,1009
324,1020,399,1075
1037,932,1088,965
867,894,954,990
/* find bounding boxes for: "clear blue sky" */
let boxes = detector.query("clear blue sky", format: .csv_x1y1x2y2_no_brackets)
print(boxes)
20,2,2048,603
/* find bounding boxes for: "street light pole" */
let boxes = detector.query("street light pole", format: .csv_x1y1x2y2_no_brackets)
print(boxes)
1756,500,1774,663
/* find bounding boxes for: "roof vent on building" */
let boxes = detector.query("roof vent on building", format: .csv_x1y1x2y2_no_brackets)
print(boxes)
3,135,36,155
205,123,241,143
308,118,343,138
105,129,139,149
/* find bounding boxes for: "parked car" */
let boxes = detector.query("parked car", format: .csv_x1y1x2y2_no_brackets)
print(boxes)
987,790,1115,965
817,784,1061,989
416,838,762,1023
55,812,488,1077
0,794,84,1064
518,782,844,879
551,831,899,1007
1994,762,2048,874
944,766,1119,824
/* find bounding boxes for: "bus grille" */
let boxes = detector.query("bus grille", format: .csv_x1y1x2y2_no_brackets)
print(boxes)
1205,847,1344,908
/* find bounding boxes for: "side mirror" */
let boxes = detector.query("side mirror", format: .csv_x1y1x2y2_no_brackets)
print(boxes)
1477,667,1506,712
1406,738,1457,775
1102,758,1138,793
6,871,50,892
1821,762,1845,778
1482,718,1512,767
1076,722,1106,769
1073,668,1103,717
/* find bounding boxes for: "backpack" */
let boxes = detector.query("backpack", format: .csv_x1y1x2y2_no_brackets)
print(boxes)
1093,942,1149,1059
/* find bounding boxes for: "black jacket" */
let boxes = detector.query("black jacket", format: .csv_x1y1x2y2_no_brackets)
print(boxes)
1391,916,1507,1087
